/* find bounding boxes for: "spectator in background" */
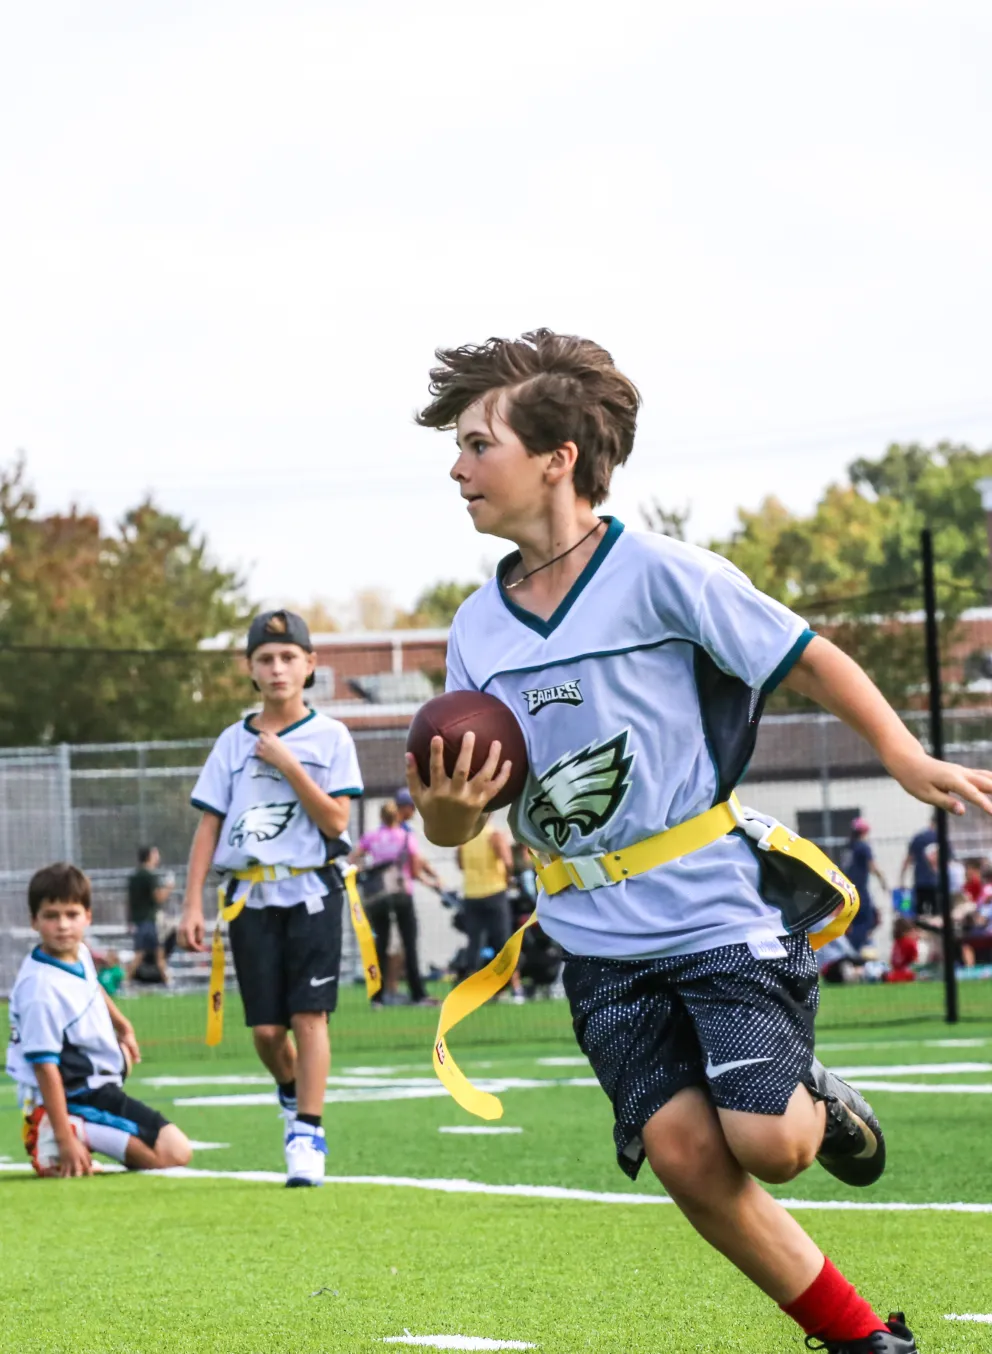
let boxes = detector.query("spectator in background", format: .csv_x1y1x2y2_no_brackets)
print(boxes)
900,814,943,916
885,916,920,982
394,789,444,891
352,800,437,1006
842,818,887,954
126,846,171,984
456,821,524,1001
963,857,986,904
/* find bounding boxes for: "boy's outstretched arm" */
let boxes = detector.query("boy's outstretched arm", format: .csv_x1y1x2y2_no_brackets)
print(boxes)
782,636,992,817
34,1063,93,1177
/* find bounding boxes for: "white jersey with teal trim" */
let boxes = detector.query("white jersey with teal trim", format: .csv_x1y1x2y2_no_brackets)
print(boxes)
6,943,125,1100
445,518,814,959
190,709,363,909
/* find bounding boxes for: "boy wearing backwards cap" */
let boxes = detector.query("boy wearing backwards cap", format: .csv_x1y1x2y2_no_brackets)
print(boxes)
179,610,363,1187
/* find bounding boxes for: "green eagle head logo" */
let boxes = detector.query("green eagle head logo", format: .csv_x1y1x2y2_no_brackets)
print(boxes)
527,731,633,851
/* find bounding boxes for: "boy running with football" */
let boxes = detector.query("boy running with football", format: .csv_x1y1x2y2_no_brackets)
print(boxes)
407,330,992,1352
7,863,192,1176
179,610,363,1187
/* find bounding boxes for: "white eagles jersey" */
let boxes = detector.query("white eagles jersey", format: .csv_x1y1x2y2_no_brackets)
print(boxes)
191,709,363,909
445,518,814,960
6,944,125,1099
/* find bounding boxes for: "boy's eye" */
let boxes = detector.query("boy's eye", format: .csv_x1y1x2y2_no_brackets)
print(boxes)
472,440,487,455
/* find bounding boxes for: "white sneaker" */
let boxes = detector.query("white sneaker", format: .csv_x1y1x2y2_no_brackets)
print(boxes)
285,1127,327,1187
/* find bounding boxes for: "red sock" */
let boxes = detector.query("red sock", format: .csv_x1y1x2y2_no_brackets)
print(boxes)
782,1258,887,1342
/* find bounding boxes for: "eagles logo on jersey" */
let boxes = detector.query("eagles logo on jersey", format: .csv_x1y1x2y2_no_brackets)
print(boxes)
527,731,634,850
228,802,297,848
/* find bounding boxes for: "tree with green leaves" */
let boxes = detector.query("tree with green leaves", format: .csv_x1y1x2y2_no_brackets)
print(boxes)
0,457,253,744
396,579,481,629
643,442,992,709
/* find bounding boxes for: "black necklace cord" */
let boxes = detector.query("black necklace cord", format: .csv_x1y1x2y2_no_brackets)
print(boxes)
503,520,603,592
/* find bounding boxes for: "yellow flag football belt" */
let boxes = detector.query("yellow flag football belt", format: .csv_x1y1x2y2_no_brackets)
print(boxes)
432,794,860,1119
205,862,382,1047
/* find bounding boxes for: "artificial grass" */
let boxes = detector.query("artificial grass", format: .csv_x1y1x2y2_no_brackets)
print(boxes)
1,1176,990,1353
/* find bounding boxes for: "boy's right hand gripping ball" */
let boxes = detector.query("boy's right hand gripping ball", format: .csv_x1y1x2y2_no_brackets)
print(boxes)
407,692,529,811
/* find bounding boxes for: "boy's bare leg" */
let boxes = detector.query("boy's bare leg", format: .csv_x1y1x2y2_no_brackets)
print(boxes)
252,1023,296,1084
290,1011,330,1117
643,1086,824,1304
124,1124,193,1171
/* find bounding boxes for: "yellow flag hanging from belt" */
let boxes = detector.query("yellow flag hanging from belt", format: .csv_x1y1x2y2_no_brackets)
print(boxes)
432,914,537,1120
205,863,381,1046
430,796,859,1119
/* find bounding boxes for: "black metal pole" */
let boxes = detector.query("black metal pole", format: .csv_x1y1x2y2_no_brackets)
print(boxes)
921,527,958,1024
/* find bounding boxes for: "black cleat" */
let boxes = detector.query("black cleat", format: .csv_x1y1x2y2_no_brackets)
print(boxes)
804,1312,918,1352
804,1057,886,1187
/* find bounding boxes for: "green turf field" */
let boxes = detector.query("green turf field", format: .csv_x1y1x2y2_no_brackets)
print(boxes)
3,1003,992,1352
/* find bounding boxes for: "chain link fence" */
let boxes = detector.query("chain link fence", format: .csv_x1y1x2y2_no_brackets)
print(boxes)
1,705,991,1052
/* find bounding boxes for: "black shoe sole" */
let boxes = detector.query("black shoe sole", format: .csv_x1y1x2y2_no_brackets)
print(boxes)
806,1059,887,1188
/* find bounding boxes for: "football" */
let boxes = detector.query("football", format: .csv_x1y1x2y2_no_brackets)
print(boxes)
407,691,529,811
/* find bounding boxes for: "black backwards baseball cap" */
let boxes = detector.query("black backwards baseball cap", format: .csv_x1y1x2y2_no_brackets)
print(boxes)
246,609,316,688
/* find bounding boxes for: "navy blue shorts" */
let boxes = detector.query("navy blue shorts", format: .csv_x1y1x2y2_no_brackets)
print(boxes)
563,934,819,1178
67,1084,170,1149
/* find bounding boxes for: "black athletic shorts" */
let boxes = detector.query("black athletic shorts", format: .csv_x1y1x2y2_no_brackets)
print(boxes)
563,933,819,1179
228,885,344,1027
66,1084,170,1149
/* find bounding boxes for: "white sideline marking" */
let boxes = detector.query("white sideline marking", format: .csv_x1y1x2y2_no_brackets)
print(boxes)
848,1080,992,1094
946,1315,992,1323
174,1076,599,1108
383,1337,535,1349
1,1161,991,1213
832,1062,992,1077
140,1075,273,1088
537,1057,588,1066
438,1127,523,1136
818,1038,989,1052
186,1141,230,1151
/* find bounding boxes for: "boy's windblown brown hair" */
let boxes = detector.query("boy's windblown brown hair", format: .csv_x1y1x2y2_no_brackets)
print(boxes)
416,328,640,507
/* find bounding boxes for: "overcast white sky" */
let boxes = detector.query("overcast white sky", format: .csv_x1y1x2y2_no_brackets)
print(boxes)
2,1,990,617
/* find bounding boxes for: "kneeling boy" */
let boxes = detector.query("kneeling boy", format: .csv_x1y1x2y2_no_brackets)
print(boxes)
6,863,192,1177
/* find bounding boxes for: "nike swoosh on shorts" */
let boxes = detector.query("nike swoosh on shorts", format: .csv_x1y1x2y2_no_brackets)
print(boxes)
704,1055,774,1079
309,975,338,987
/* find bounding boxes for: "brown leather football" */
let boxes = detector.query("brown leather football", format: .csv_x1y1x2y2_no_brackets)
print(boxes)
407,691,529,811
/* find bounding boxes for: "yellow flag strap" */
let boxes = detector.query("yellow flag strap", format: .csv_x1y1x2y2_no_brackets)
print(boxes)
536,798,740,895
340,865,383,1000
433,914,537,1121
431,798,861,1115
204,861,382,1045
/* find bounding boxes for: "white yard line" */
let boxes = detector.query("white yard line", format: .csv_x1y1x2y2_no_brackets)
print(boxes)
831,1062,992,1077
818,1038,989,1052
2,1162,987,1212
945,1315,992,1323
438,1127,523,1136
383,1338,535,1350
847,1080,992,1094
174,1076,599,1108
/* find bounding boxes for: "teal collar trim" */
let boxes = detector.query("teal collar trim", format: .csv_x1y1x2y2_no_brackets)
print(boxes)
32,945,85,979
244,708,317,738
496,517,624,638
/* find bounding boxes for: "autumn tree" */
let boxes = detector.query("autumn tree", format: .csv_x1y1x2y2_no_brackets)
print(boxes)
0,457,252,744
